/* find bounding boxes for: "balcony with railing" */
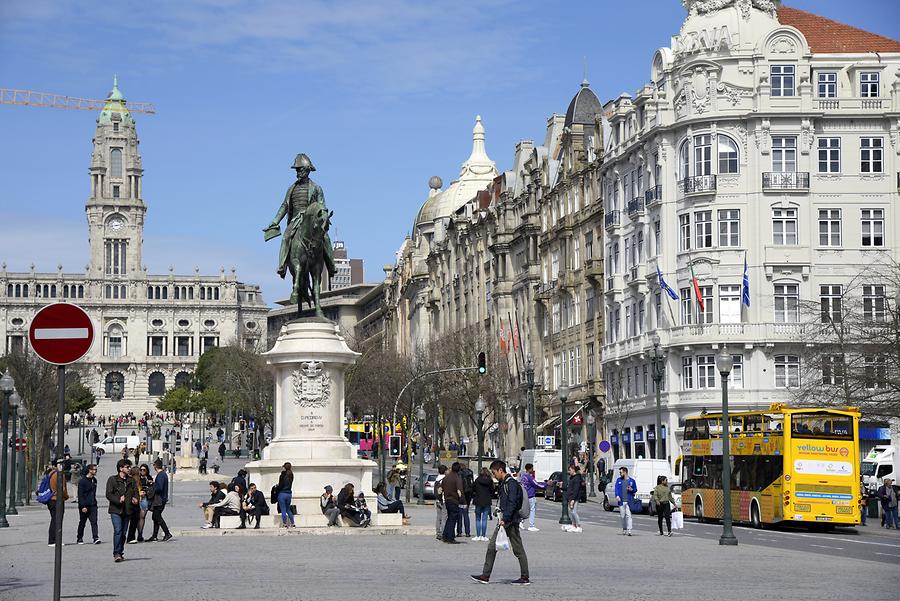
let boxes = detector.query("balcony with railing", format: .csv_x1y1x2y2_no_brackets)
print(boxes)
815,97,885,111
604,210,621,230
762,171,809,191
627,197,645,219
680,174,717,196
644,185,663,208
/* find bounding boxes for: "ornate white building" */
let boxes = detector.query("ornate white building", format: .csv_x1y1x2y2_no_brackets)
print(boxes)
0,79,269,414
599,1,900,464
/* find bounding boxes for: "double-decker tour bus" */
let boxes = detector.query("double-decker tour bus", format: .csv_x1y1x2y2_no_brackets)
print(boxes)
345,420,403,454
681,404,860,528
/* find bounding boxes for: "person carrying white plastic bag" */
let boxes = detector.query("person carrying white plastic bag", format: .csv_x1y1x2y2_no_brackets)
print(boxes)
495,524,511,551
672,508,684,530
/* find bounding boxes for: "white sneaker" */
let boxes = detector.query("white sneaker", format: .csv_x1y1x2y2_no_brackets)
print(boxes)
561,525,569,531
527,527,539,532
202,523,212,529
572,527,583,533
563,525,574,532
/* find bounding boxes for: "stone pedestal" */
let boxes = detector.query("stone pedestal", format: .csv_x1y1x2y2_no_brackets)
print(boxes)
245,319,376,526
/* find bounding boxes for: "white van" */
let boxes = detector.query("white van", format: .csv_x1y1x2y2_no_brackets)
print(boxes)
862,446,894,493
93,435,140,456
602,458,674,512
519,449,563,487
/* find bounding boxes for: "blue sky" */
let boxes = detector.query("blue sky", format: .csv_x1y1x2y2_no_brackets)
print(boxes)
1,0,898,305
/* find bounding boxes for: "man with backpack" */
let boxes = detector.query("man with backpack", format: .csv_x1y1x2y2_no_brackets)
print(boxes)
39,466,69,546
457,462,475,539
471,460,530,587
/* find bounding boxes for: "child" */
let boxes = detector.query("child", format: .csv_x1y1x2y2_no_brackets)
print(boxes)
355,492,372,527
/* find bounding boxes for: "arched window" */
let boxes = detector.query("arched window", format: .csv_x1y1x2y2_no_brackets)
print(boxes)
110,148,123,178
174,371,191,389
78,285,84,298
718,135,739,174
213,288,219,300
6,284,12,297
63,285,69,298
105,371,125,399
148,372,166,396
678,140,690,179
108,325,124,358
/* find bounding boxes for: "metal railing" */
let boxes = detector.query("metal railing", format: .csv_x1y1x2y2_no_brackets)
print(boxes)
604,210,621,228
644,185,663,207
762,171,809,190
627,197,645,218
681,174,717,195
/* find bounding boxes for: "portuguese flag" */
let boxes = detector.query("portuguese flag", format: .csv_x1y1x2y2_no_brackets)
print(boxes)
690,262,705,313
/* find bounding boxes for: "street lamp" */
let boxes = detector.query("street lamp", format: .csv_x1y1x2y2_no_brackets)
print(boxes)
525,353,535,450
586,411,596,498
416,405,426,505
716,347,738,546
558,382,571,525
7,390,20,515
0,369,14,528
16,394,26,507
651,334,665,461
475,396,485,473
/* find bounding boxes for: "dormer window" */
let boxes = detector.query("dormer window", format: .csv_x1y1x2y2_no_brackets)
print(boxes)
860,72,879,98
770,65,795,97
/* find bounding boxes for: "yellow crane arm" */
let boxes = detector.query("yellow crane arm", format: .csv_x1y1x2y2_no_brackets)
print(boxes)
0,88,156,114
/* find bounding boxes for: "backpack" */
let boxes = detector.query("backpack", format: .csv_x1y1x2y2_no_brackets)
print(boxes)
36,472,54,504
505,477,529,521
462,469,475,500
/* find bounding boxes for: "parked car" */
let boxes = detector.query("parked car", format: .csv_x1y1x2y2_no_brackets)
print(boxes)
412,473,439,500
545,471,587,503
93,435,140,457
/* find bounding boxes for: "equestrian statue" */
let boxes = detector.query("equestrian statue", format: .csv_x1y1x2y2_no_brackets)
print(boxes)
263,153,336,318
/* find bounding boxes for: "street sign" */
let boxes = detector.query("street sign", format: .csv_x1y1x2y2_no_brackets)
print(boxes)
538,435,555,447
598,440,611,453
14,438,27,451
28,303,94,365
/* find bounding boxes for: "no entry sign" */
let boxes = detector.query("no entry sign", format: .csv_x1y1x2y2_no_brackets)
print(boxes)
28,303,94,365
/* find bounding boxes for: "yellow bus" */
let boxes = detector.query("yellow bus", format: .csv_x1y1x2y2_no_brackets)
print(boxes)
681,404,860,528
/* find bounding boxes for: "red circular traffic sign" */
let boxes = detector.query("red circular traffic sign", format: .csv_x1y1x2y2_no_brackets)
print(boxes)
14,438,26,451
28,303,94,365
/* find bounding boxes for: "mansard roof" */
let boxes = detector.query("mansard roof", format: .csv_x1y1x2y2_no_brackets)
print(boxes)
778,6,900,54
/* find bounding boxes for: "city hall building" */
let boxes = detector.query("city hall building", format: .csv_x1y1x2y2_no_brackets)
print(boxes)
0,80,269,414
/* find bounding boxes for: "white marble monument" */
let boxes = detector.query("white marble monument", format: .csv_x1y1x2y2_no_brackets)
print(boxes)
245,319,376,526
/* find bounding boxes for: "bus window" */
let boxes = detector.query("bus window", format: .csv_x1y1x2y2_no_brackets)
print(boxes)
764,415,783,433
685,419,703,440
790,413,853,440
745,414,763,433
707,418,722,437
730,416,743,435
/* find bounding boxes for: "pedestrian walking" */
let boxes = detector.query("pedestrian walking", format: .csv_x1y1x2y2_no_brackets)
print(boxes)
435,464,447,540
218,441,226,463
457,462,474,539
877,478,899,529
76,464,101,545
471,460,530,586
106,458,138,562
276,462,295,527
518,463,546,532
651,475,676,536
46,466,69,546
147,459,172,541
126,465,151,543
615,465,637,536
564,465,584,533
441,462,464,544
473,467,494,541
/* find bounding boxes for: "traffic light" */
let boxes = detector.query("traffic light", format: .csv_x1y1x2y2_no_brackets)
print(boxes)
477,351,487,375
389,435,402,457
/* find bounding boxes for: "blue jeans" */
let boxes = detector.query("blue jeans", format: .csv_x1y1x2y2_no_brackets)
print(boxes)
110,513,131,556
456,502,471,536
475,505,489,537
884,506,899,528
277,491,294,525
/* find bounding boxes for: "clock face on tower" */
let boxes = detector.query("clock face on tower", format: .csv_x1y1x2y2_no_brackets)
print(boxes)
108,216,125,232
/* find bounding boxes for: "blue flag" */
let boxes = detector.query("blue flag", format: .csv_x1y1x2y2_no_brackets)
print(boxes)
742,253,751,307
657,266,679,301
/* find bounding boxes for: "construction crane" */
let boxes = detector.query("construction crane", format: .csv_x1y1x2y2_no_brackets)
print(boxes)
0,85,156,114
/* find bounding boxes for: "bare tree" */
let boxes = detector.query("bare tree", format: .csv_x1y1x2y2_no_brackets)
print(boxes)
792,262,900,419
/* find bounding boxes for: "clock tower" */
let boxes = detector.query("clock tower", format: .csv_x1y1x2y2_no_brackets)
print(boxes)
86,77,146,287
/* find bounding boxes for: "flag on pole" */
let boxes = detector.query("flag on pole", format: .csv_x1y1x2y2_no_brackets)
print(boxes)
741,252,751,308
690,262,705,313
499,322,508,355
657,266,679,300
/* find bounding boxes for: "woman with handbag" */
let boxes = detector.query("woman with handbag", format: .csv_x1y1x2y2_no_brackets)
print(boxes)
276,462,295,528
651,475,676,536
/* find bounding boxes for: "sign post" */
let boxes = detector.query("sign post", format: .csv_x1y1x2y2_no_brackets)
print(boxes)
28,303,94,601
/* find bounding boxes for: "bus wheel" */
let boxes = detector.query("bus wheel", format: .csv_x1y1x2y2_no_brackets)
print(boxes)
750,502,762,529
695,497,704,523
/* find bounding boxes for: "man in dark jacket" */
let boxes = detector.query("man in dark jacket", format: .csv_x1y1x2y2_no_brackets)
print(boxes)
231,469,248,497
240,483,270,529
106,458,137,562
199,481,225,527
147,459,172,541
877,478,899,529
456,463,475,539
441,462,464,543
76,464,101,544
471,460,530,586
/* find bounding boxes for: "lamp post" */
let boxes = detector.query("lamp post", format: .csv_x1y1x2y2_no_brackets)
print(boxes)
0,369,14,528
7,391,19,515
525,353,535,450
475,396,485,473
16,396,26,507
586,410,596,498
558,382,571,525
416,405,426,505
716,347,738,546
650,334,665,461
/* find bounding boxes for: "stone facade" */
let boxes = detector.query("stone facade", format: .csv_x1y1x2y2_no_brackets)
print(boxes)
0,80,268,415
599,2,900,465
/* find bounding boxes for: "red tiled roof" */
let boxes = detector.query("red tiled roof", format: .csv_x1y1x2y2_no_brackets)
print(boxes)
778,6,900,54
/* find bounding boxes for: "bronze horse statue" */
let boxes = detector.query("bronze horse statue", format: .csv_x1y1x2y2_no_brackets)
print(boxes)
288,201,335,317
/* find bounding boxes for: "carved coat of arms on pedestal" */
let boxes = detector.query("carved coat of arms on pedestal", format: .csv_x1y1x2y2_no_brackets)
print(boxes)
291,361,331,408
